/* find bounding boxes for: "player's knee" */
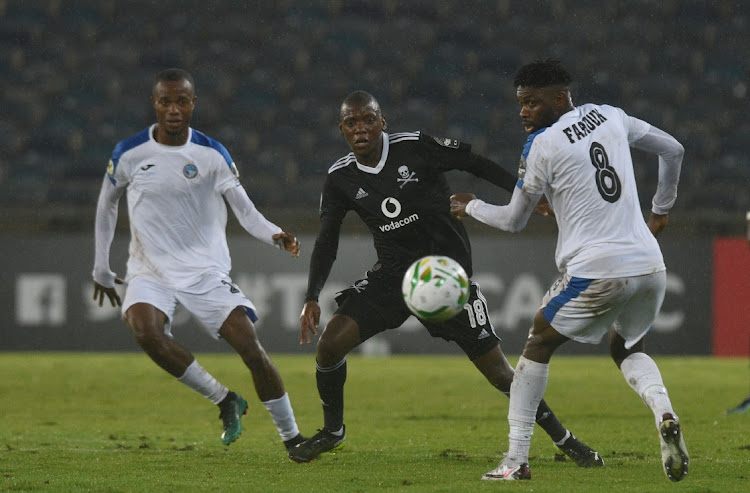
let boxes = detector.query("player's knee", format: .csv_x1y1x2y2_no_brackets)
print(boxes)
521,338,556,363
316,332,351,366
129,323,166,353
316,319,358,365
523,335,544,354
316,338,341,366
125,305,167,351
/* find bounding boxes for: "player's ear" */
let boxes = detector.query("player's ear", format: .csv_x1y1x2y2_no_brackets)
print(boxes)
338,122,344,135
381,117,387,130
554,90,569,110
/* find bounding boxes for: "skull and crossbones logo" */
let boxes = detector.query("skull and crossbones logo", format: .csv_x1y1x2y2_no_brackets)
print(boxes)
397,165,419,189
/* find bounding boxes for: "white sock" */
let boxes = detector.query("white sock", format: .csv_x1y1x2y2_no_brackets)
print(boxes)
262,392,300,441
177,360,229,405
620,352,675,428
507,356,549,464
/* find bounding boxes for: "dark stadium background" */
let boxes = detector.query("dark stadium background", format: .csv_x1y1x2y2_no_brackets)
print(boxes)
0,1,747,356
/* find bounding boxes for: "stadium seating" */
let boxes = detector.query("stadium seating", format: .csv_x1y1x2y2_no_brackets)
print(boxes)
0,0,747,232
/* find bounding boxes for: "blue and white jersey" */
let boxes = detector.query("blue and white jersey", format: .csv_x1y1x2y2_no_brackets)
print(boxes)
519,104,665,278
108,125,241,288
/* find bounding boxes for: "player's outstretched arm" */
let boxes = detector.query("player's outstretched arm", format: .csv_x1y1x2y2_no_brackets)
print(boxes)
451,187,540,233
224,186,294,248
273,232,300,258
453,191,552,219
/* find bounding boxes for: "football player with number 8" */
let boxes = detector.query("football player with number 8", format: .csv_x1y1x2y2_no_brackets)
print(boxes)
451,58,687,482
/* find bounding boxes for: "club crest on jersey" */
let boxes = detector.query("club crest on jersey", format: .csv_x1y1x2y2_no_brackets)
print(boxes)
106,159,115,179
183,163,198,179
434,136,459,148
397,165,419,189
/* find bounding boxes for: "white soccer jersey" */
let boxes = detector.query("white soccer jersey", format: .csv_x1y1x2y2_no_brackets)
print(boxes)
519,104,665,278
104,125,248,288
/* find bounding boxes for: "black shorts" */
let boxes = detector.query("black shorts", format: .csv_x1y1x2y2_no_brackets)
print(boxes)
334,276,500,360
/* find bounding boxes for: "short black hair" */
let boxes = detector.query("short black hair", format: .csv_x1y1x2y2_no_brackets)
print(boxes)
340,90,381,118
153,68,195,93
513,58,572,88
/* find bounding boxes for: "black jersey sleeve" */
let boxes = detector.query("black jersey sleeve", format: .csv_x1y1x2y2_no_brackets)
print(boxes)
305,177,348,302
420,132,517,193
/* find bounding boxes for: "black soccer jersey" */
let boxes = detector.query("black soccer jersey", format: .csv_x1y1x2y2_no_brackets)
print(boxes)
305,131,516,302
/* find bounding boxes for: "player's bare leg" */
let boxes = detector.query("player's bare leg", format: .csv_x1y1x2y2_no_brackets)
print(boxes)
125,302,194,376
220,307,285,400
220,307,303,449
125,302,243,444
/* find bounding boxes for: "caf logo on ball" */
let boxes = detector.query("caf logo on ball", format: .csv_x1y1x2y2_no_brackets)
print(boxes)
402,255,470,321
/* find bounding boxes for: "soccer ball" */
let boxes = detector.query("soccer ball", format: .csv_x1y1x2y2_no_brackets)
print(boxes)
402,255,470,321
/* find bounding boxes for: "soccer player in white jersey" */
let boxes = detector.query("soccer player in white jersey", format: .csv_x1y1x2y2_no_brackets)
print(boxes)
450,59,688,482
92,68,305,451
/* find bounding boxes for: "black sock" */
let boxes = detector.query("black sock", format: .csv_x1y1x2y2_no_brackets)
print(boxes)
535,399,568,443
316,359,347,432
218,391,236,408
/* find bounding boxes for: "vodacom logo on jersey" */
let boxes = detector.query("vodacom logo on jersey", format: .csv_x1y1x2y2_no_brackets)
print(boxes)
379,197,419,232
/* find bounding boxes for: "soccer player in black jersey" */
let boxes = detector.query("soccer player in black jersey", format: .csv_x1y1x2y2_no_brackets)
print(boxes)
288,91,602,467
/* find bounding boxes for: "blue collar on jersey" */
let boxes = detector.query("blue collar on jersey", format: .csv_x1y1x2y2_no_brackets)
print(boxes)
521,127,548,160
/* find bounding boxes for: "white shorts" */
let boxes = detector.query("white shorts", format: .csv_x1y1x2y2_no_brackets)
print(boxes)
540,270,666,349
122,274,258,340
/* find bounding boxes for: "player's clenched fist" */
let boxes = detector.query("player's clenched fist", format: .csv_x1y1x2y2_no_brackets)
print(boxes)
450,193,476,219
273,232,301,257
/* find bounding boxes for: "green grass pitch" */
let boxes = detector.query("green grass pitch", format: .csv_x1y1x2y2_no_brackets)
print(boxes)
1,352,748,492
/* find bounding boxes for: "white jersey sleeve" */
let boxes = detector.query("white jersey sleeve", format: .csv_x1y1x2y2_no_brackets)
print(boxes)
224,185,282,245
629,124,684,215
92,174,125,287
465,186,540,233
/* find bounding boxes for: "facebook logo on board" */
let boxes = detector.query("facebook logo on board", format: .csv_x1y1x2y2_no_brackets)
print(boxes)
15,274,66,326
